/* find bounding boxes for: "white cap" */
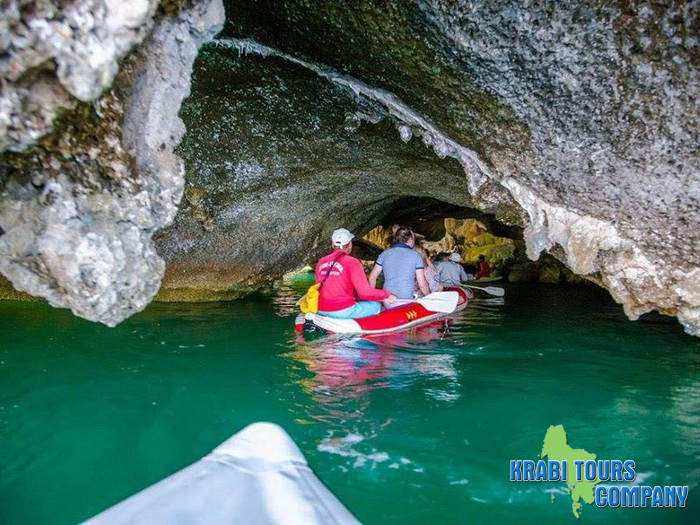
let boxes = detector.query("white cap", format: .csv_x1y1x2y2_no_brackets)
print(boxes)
449,252,462,262
331,228,354,247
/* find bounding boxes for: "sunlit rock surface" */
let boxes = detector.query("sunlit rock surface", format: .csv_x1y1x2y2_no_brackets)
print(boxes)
364,219,517,275
0,0,224,325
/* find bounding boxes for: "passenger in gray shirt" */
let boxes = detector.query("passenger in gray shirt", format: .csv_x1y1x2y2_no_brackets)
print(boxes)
437,253,475,285
369,226,430,305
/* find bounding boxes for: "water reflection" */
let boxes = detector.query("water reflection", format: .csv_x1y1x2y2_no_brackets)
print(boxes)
277,278,506,427
283,318,468,467
271,274,316,317
276,277,514,470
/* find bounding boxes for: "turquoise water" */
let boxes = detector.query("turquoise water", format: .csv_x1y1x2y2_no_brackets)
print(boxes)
0,281,698,523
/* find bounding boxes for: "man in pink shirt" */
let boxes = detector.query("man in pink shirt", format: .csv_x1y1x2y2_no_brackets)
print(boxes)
316,228,397,319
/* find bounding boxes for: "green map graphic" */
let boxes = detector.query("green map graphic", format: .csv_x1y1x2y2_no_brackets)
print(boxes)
541,425,600,518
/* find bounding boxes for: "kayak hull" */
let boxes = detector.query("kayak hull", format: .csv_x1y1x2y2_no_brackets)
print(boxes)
296,287,469,335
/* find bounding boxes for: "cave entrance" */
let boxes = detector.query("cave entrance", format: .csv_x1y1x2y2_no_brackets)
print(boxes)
170,35,584,298
349,196,520,276
347,196,576,284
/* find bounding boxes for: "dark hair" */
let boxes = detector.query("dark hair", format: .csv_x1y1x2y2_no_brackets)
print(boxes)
393,226,414,245
478,254,486,260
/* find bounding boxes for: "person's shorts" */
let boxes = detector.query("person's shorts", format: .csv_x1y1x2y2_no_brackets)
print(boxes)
318,301,382,319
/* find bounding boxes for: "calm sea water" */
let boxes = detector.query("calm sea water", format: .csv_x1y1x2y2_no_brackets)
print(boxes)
0,278,698,524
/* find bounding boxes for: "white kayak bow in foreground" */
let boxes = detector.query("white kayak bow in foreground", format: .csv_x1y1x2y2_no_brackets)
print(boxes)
86,422,358,525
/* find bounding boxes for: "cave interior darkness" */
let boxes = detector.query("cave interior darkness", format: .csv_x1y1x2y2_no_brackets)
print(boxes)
349,197,522,259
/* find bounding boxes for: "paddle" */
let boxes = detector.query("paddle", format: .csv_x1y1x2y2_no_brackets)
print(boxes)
392,291,459,313
458,284,505,297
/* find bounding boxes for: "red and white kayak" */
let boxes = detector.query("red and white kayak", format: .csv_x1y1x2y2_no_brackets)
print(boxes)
295,287,470,335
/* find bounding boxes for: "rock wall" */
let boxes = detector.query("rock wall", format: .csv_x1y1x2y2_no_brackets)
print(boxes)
155,48,487,300
1,0,159,153
0,0,225,325
218,0,700,334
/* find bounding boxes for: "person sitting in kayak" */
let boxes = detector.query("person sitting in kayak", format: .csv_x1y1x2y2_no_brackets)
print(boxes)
433,252,449,270
368,226,430,308
475,254,491,279
413,245,442,296
437,252,475,285
317,228,397,319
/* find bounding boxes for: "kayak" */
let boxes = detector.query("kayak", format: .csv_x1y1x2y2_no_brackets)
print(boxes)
295,287,470,335
86,422,359,524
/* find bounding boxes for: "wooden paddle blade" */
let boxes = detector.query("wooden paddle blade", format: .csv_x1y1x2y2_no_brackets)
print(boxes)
417,291,459,313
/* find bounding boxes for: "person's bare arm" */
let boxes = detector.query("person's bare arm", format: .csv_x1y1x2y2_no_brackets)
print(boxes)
416,269,430,296
368,264,383,288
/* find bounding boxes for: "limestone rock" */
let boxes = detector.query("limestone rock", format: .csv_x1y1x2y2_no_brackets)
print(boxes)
0,0,698,337
219,0,700,335
0,0,225,325
0,0,161,153
155,49,487,300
